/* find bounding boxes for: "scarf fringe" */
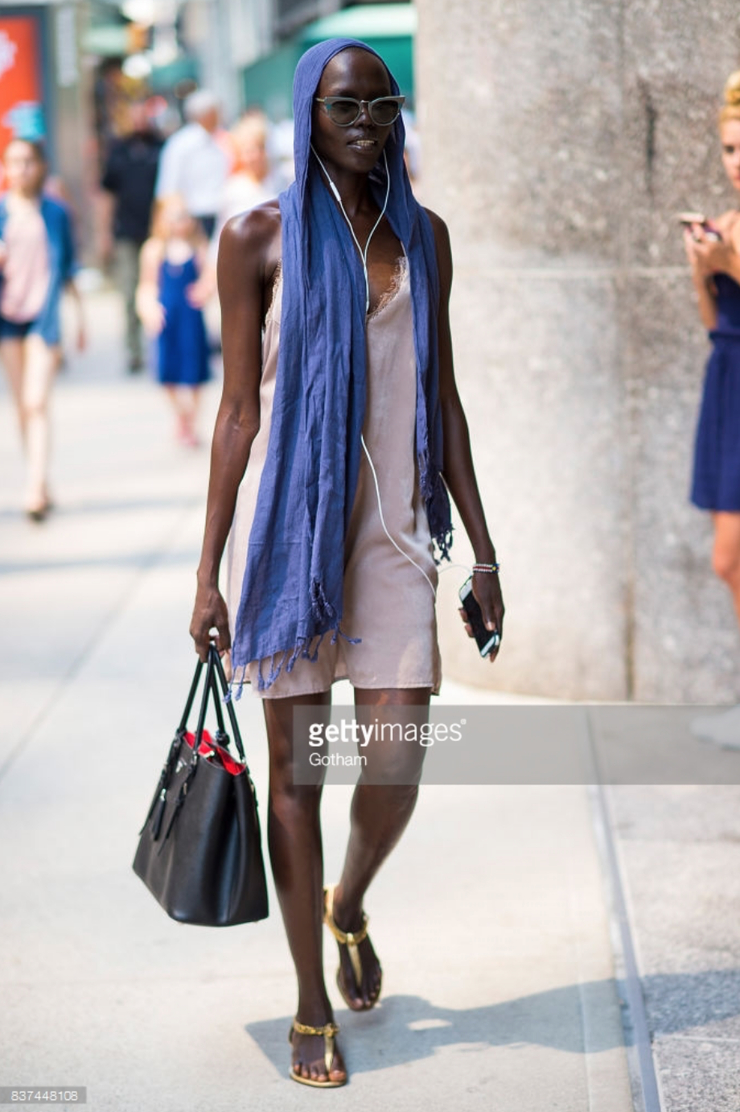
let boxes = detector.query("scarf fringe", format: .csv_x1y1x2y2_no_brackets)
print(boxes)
228,622,362,697
311,577,336,624
419,451,453,563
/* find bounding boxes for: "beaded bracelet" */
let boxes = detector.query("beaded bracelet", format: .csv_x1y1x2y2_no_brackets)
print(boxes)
472,562,501,574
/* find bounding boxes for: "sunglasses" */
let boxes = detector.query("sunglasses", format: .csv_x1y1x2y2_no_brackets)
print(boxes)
314,95,405,128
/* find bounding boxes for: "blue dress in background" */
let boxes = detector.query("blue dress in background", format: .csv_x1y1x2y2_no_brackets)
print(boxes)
691,272,740,511
156,255,210,386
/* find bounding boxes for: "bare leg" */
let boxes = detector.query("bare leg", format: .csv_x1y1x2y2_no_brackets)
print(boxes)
20,335,58,512
178,386,200,445
330,687,431,1009
712,512,740,624
262,690,347,1085
0,338,28,443
163,385,200,446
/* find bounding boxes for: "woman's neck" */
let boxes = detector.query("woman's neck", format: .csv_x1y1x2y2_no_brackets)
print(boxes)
163,234,196,262
7,190,41,208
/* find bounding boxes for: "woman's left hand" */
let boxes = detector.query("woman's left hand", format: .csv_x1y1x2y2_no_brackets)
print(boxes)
689,229,735,275
186,273,215,309
459,570,505,662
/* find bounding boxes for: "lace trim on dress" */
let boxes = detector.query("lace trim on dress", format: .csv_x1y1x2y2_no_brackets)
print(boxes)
264,261,283,328
367,255,408,322
265,255,408,329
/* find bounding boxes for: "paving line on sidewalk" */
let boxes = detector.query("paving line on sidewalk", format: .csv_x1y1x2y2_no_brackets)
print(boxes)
0,496,202,789
587,769,665,1112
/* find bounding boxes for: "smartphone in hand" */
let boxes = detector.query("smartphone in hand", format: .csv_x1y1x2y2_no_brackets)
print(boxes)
459,577,500,657
677,212,722,241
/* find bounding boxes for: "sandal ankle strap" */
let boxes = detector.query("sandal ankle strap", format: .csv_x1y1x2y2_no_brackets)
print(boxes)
291,1019,340,1076
292,1019,340,1038
324,885,369,946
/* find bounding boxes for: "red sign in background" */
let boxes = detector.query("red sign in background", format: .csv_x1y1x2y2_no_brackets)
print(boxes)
0,16,44,158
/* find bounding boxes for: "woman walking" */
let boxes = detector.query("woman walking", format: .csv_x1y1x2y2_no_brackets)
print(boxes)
190,39,504,1085
0,138,84,520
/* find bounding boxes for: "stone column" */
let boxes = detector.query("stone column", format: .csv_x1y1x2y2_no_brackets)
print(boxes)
416,0,740,701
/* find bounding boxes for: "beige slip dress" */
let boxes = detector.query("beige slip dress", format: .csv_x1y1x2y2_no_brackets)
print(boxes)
225,257,442,697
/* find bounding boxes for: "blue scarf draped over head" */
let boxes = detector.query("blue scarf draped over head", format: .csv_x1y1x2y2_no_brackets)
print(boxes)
230,37,452,692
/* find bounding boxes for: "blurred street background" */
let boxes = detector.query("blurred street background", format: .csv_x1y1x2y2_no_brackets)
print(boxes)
2,1,740,1110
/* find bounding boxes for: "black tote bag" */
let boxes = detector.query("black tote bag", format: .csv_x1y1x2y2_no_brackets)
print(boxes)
133,645,269,926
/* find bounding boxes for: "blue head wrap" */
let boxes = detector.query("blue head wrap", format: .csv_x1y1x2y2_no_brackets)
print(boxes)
231,38,452,691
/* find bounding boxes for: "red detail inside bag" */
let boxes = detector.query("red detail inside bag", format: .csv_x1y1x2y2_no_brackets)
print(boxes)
184,730,246,776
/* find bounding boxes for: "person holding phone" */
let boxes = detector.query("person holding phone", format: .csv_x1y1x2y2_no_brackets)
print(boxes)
189,39,503,1086
685,71,740,744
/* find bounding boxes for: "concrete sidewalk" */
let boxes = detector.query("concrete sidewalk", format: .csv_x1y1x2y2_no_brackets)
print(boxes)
0,290,633,1111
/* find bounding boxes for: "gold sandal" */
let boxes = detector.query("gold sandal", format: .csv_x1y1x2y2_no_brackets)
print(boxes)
324,884,382,1010
289,1019,345,1088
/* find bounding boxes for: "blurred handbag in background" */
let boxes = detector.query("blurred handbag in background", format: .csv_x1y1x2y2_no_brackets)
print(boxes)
133,643,269,926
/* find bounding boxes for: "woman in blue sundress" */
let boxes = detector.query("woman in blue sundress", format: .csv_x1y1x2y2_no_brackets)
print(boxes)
136,194,211,446
687,70,740,744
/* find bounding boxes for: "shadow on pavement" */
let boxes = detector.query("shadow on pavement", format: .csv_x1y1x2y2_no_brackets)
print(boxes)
246,974,740,1076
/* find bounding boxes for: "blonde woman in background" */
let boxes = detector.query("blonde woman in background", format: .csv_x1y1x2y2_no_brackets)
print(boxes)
686,72,740,744
136,195,212,447
219,111,279,227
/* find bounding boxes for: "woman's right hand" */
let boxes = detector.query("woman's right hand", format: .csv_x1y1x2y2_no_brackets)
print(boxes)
190,582,231,662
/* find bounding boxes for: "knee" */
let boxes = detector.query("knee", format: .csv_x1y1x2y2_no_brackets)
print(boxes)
358,780,419,814
21,392,48,421
712,546,740,585
269,777,322,822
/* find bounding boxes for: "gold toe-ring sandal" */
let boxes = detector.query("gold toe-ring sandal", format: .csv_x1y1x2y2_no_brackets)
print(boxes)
324,884,382,1010
288,1019,345,1088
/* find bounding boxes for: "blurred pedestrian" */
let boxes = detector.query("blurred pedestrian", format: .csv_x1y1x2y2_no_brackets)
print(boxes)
136,194,211,447
189,40,503,1087
686,70,740,745
218,111,278,227
154,90,228,240
0,138,85,521
100,99,163,372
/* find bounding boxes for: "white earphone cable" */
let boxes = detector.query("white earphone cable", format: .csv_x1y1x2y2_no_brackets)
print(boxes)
311,146,442,597
360,434,437,598
311,146,391,314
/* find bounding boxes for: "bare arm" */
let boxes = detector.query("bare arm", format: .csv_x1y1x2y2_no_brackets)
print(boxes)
684,228,718,330
135,238,166,335
64,278,86,351
685,213,740,329
96,188,115,266
189,203,281,660
426,208,505,657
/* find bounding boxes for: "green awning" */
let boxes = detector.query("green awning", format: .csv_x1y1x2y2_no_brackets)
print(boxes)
241,3,416,119
301,3,415,98
300,3,416,42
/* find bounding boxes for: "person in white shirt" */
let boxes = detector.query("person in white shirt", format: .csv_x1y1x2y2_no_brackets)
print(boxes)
155,90,228,239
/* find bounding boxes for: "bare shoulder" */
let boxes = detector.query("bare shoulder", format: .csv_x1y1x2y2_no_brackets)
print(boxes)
423,206,452,290
138,236,164,278
423,206,451,248
140,235,164,264
219,199,281,268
